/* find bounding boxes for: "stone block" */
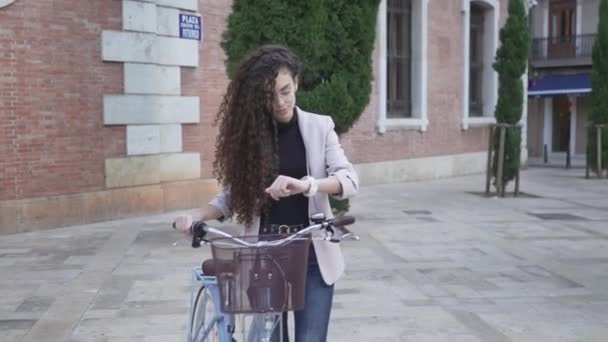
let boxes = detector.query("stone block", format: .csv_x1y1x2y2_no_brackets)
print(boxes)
0,178,223,235
161,178,219,211
127,124,182,155
102,31,155,64
127,125,160,155
18,195,85,233
159,124,182,153
354,152,487,186
160,153,200,181
105,153,199,188
106,185,164,217
0,201,18,235
156,0,198,11
122,0,157,33
102,31,199,67
105,155,161,188
155,35,199,66
156,6,180,37
103,95,199,125
124,63,180,95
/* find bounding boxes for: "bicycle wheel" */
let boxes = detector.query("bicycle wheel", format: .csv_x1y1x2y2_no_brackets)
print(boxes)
190,285,222,342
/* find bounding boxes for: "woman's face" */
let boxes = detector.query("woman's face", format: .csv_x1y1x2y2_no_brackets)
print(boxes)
271,68,298,123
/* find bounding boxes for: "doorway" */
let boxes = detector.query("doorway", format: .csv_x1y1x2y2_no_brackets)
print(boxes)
552,96,571,152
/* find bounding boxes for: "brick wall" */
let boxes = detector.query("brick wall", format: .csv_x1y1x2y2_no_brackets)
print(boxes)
341,0,509,164
0,0,232,200
0,0,123,201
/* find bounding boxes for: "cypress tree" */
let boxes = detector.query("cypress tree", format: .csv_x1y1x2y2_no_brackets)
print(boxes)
492,0,530,189
588,0,608,174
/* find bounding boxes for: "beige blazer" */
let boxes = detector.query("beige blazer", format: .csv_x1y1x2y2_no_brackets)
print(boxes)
209,107,359,285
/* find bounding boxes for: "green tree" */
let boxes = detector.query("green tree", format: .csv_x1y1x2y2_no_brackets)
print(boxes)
222,0,380,212
588,0,608,174
492,0,530,190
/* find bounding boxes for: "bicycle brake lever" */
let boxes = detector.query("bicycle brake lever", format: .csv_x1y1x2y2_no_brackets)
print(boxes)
324,224,340,243
191,221,208,248
192,236,202,248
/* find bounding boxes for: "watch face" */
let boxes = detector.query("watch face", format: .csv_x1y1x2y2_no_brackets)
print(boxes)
0,0,18,9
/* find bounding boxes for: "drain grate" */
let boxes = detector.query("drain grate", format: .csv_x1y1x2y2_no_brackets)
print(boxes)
403,210,432,215
527,212,588,221
416,216,439,222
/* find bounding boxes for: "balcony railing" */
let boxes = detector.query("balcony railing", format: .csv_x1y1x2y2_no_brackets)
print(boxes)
530,34,596,66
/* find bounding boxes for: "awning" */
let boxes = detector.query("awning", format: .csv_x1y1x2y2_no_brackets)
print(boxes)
528,73,591,97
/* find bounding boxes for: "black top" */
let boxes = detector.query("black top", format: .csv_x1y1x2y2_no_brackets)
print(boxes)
260,110,310,229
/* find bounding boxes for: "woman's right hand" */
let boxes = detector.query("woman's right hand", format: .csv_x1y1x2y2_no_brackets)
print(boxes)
173,215,194,236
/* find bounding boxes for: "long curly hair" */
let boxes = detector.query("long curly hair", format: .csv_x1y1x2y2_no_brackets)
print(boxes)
213,45,302,226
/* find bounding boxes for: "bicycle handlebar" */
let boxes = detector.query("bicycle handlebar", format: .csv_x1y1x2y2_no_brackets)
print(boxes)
173,214,358,248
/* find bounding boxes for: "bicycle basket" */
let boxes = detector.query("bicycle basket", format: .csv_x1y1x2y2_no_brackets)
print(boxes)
209,234,311,314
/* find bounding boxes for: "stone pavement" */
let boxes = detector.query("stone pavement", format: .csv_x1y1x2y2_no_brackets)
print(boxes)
1,168,608,342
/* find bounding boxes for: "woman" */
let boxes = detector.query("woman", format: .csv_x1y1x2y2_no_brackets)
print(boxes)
175,45,358,342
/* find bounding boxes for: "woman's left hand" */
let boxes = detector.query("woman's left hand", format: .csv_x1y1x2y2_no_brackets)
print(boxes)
265,175,309,200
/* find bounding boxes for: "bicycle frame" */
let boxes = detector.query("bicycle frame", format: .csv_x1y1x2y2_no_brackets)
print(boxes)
189,267,234,342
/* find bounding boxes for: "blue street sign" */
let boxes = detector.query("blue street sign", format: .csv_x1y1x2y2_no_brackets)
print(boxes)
179,14,202,41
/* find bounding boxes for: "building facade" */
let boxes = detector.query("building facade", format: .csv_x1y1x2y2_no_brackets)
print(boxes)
527,0,599,165
0,0,509,234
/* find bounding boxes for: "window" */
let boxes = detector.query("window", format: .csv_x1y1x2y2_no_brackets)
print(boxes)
548,0,576,58
469,3,485,117
462,0,499,129
387,0,412,118
376,0,428,132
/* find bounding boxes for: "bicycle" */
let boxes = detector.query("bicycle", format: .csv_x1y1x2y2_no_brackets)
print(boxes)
173,213,358,342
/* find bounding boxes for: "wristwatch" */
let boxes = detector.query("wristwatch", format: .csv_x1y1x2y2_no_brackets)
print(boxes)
302,176,318,197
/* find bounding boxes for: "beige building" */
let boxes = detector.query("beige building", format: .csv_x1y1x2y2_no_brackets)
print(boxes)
527,0,599,165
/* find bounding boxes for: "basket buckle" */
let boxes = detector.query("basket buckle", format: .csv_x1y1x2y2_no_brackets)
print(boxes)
278,224,290,235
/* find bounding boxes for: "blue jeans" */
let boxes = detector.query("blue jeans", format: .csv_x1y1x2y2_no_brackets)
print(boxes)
270,257,334,342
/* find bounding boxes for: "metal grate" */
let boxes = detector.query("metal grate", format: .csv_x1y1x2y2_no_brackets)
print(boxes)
527,212,588,221
403,210,432,215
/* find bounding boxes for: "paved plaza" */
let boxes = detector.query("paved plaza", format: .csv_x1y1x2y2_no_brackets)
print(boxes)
1,168,608,341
